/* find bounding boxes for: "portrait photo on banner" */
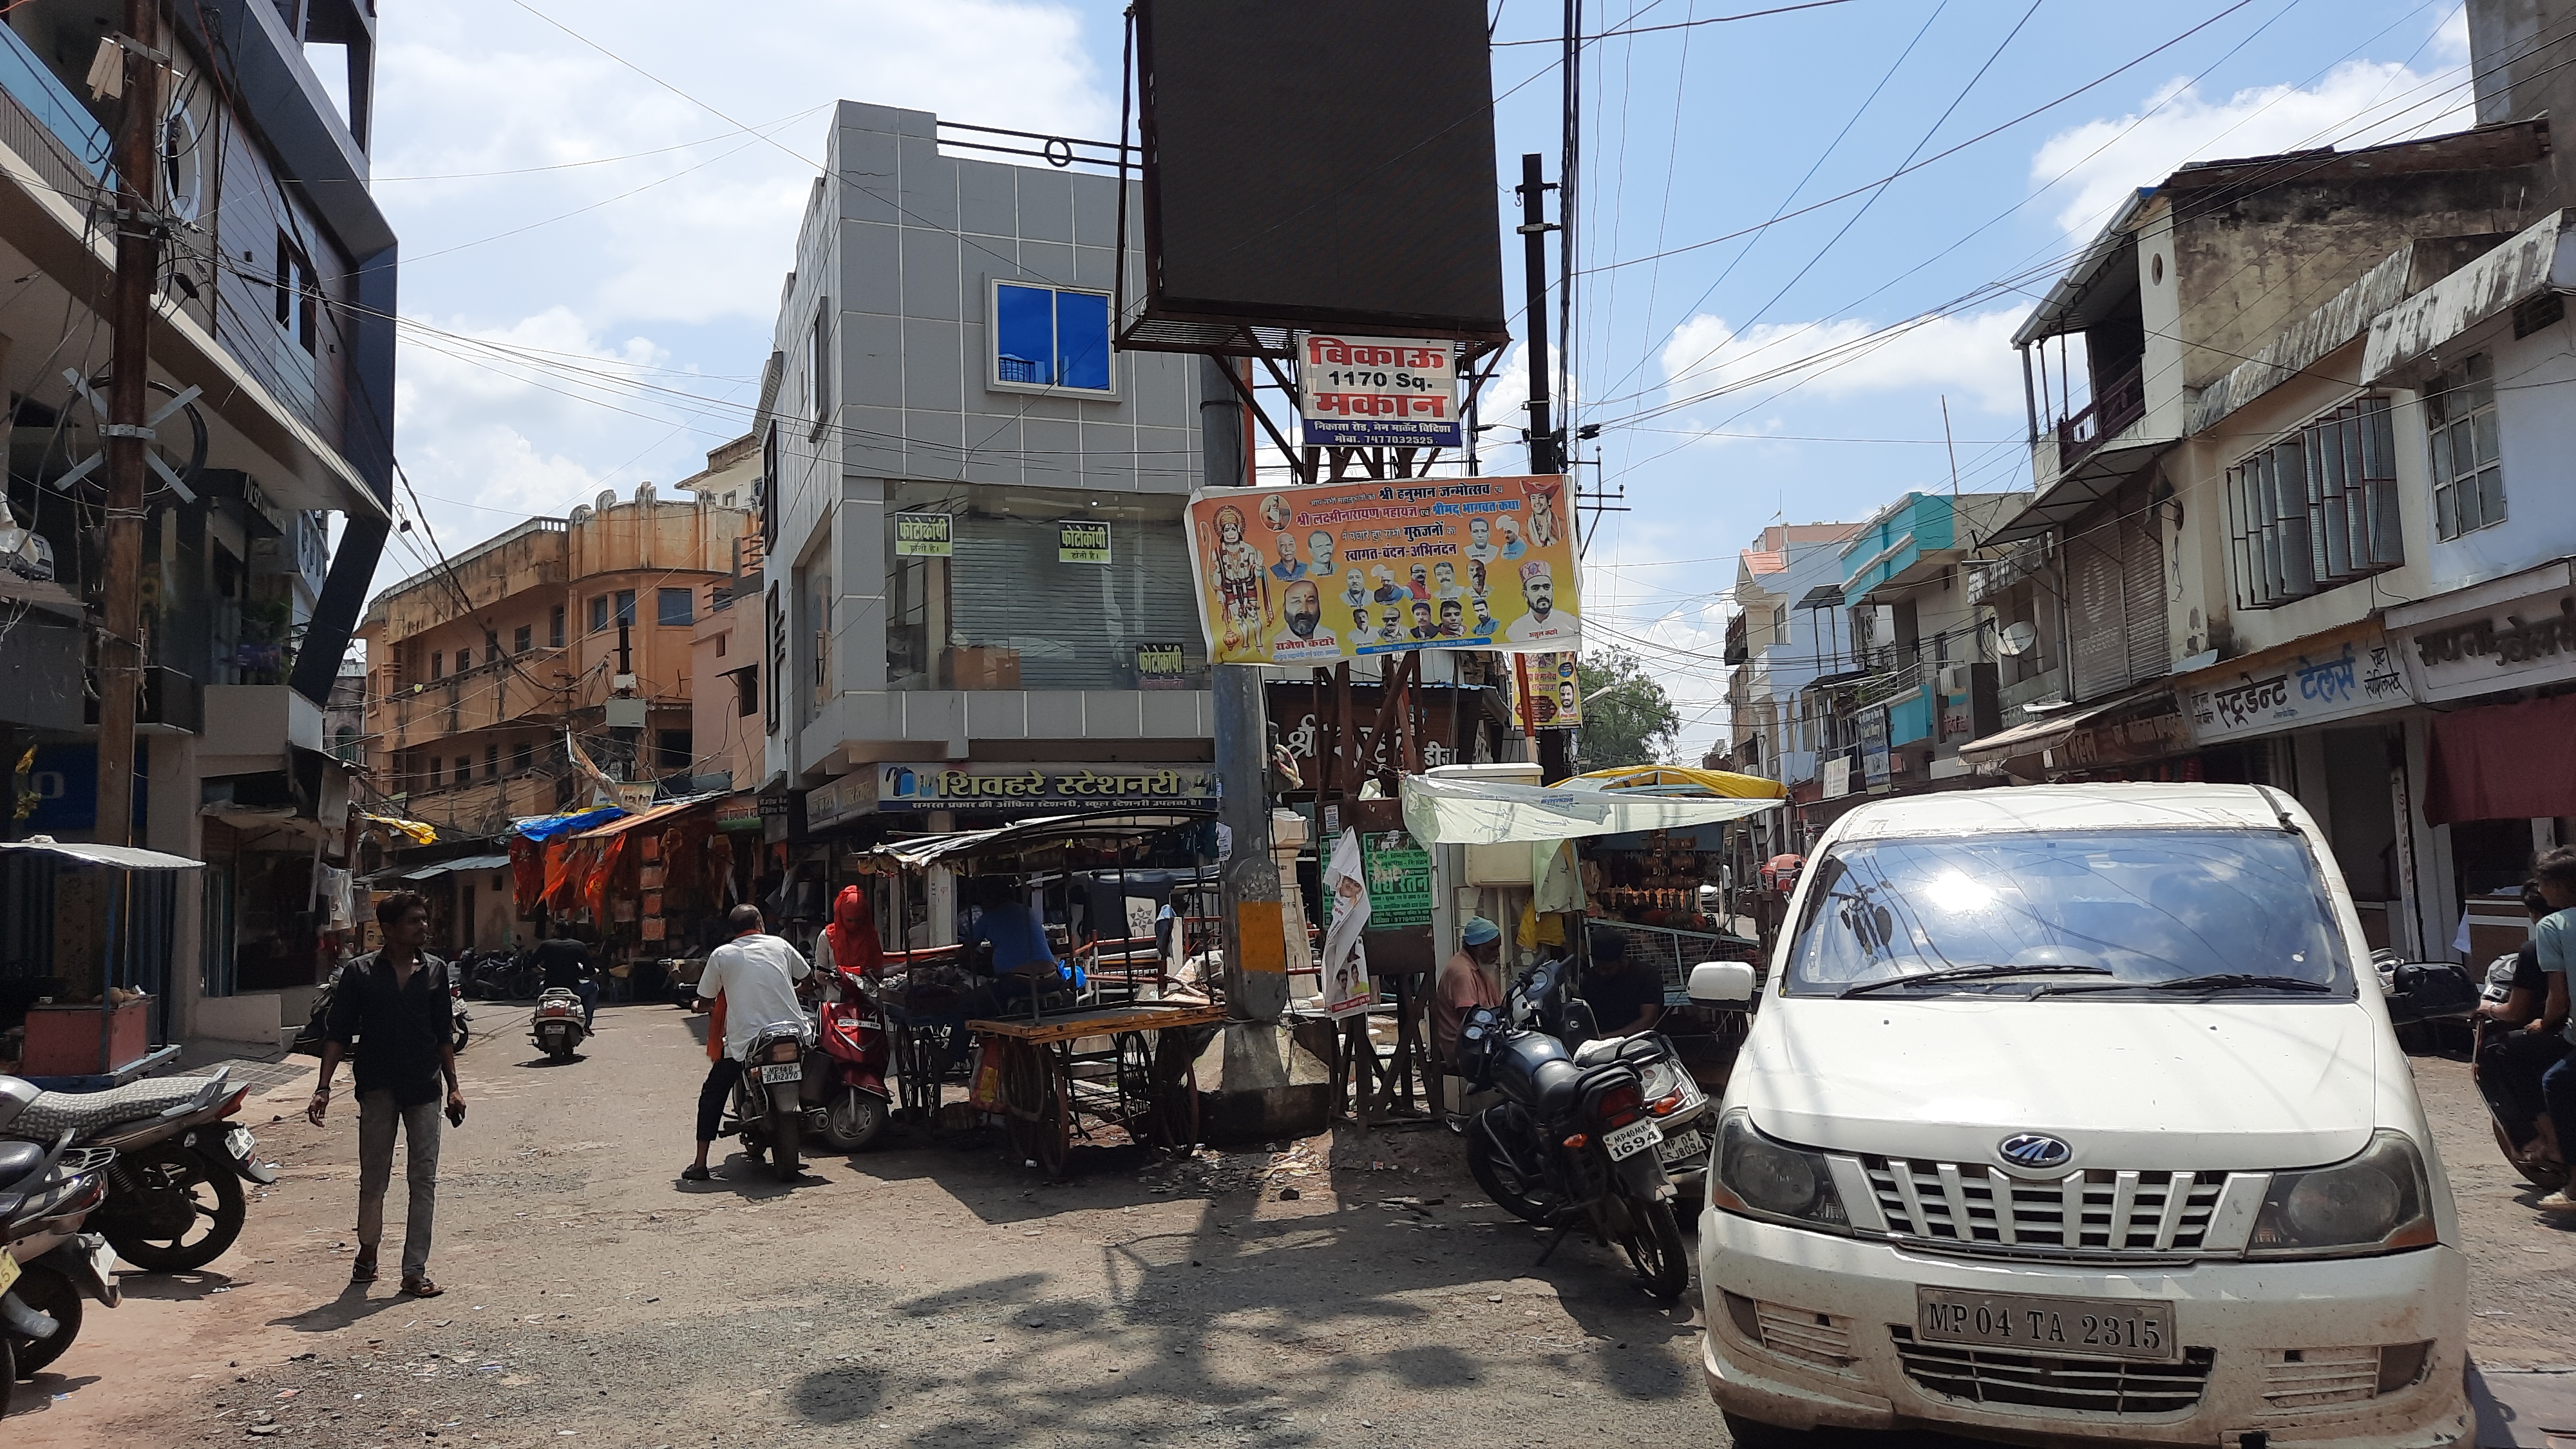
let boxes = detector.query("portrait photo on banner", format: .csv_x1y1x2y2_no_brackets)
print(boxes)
1182,474,1580,665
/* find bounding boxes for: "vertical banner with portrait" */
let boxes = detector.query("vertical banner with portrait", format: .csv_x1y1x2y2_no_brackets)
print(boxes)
1183,475,1577,663
1320,828,1375,1019
1513,652,1583,732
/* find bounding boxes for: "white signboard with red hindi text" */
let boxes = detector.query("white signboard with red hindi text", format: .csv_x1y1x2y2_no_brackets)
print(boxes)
1295,334,1461,448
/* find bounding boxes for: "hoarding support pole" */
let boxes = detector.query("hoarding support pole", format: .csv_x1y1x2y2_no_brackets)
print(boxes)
1214,663,1284,1023
1517,153,1562,477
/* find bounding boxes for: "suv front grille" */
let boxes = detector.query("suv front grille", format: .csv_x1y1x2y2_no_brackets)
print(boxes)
1862,1157,2228,1255
1893,1328,2215,1416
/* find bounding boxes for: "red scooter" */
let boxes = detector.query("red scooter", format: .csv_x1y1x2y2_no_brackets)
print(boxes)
811,967,891,1151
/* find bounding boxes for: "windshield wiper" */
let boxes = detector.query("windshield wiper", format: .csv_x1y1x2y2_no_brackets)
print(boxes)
2035,972,2336,998
1839,963,2113,998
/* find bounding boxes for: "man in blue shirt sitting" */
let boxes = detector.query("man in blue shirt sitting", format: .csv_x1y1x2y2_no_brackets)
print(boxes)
967,876,1081,1005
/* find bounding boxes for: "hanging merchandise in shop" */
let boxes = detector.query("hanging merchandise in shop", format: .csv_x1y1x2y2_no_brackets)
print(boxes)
874,761,1217,813
1295,334,1461,448
2385,560,2576,703
1186,474,1577,664
1514,651,1581,731
2181,621,2412,745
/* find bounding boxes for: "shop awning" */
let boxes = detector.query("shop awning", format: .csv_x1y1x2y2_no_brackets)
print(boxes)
512,806,627,842
1399,773,1782,846
395,853,512,882
562,794,724,842
1955,687,2168,766
363,813,439,846
1575,764,1788,799
2426,692,2576,826
0,836,205,870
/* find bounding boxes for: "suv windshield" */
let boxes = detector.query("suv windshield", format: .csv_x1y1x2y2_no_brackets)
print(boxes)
1783,828,2353,999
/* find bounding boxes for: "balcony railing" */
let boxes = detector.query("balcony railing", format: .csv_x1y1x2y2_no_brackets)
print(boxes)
2052,362,2146,469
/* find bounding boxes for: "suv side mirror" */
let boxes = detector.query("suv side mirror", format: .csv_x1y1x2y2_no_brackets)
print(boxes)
1688,961,1756,1006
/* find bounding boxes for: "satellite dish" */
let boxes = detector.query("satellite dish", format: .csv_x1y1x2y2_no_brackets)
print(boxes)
1997,621,2038,657
596,489,618,512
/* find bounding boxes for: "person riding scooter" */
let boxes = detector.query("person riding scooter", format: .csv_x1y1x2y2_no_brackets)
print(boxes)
527,924,598,1030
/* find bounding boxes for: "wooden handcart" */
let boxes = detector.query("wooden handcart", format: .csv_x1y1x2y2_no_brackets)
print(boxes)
968,1001,1225,1176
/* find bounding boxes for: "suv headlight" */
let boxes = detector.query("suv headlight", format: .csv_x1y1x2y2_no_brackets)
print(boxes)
2248,1130,2438,1257
1711,1110,1849,1230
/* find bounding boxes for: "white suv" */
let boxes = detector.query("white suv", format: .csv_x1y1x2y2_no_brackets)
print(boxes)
1690,783,2467,1449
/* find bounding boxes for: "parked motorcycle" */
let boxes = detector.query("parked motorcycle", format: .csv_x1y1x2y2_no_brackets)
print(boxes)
724,1019,818,1182
1454,1001,1691,1303
1,1133,120,1406
450,977,472,1052
0,1070,273,1273
528,989,587,1061
1493,956,1715,1205
813,968,891,1151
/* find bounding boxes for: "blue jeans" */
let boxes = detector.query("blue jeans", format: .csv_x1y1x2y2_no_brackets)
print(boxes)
2544,1046,2576,1154
574,980,599,1028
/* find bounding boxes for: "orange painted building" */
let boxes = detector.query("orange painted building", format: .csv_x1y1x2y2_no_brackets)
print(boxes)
357,488,750,843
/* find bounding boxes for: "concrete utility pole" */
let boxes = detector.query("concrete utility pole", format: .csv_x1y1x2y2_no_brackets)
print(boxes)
95,0,164,848
1515,153,1574,782
1198,357,1286,1023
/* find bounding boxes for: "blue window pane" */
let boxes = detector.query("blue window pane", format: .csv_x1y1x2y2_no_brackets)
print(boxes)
995,283,1053,385
1056,290,1112,391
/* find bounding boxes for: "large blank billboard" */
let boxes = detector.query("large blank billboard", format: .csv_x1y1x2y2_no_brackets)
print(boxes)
1135,0,1508,344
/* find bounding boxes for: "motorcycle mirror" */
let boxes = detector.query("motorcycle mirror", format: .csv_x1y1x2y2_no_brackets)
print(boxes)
1687,961,1756,1006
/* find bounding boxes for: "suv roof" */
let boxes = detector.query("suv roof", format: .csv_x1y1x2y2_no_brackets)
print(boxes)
1830,782,2292,842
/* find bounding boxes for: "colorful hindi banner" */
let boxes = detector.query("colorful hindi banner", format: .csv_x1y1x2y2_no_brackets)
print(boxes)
1184,474,1578,665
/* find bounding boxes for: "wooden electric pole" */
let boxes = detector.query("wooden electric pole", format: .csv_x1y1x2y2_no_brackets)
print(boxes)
95,0,164,848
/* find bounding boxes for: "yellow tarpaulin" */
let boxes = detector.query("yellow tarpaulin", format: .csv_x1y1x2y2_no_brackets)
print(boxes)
1575,764,1788,799
362,813,439,846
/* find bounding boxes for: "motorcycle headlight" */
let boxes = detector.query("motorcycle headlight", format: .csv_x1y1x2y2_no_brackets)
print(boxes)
2248,1130,2437,1257
1711,1110,1848,1230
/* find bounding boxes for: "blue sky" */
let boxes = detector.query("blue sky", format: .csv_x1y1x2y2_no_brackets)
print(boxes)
363,0,2475,759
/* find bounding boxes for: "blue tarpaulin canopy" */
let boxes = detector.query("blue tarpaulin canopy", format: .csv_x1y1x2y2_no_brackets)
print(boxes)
512,807,627,842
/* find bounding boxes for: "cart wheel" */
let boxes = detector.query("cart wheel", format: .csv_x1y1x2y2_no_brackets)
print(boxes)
1113,1032,1157,1142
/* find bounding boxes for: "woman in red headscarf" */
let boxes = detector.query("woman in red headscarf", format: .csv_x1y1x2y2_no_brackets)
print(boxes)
816,884,883,981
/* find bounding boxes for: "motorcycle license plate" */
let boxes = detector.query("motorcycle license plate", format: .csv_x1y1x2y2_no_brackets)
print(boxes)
0,1249,17,1296
1655,1126,1711,1166
1602,1117,1664,1162
1915,1287,2177,1363
758,1063,802,1084
225,1126,256,1159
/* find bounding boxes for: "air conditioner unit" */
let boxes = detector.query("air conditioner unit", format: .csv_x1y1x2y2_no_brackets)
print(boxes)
1937,663,1975,696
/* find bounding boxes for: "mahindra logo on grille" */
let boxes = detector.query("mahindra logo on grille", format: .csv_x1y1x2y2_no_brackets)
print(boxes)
1998,1133,2072,1170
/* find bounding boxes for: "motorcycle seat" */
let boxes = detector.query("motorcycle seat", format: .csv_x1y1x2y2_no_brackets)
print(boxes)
1530,1058,1586,1120
0,1139,43,1191
3,1074,220,1141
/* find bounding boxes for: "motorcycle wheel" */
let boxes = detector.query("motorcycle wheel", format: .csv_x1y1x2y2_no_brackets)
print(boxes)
816,1087,887,1152
2491,1117,2571,1191
454,1017,471,1052
107,1146,247,1273
1466,1121,1564,1226
5,1264,81,1376
1620,1197,1691,1305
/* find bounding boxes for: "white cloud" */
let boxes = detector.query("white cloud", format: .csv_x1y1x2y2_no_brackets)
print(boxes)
2032,57,2476,238
1654,306,2028,426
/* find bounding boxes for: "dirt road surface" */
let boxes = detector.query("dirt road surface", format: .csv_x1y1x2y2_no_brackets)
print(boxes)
7,1009,2571,1447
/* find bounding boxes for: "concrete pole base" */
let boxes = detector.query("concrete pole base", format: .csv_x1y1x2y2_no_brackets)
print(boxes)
1193,1020,1333,1145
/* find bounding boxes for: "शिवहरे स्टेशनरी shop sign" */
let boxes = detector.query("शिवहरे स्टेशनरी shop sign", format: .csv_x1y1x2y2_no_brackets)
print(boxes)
873,762,1215,813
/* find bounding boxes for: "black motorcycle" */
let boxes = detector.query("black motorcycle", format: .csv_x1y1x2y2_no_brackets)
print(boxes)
0,1070,275,1273
1455,999,1692,1303
1,1133,121,1410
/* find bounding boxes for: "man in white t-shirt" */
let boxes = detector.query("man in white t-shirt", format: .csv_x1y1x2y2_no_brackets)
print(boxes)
685,905,812,1182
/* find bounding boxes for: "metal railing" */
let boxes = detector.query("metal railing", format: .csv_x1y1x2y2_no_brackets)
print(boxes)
2052,361,2146,468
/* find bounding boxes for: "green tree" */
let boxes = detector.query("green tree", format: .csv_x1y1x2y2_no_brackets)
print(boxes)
1573,647,1681,770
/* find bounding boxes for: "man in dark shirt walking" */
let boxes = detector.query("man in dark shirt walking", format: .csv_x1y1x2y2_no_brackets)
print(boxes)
307,891,464,1298
528,925,598,1029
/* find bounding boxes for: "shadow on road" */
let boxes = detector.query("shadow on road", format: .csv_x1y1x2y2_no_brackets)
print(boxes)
110,1269,240,1302
8,1371,104,1413
264,1285,415,1333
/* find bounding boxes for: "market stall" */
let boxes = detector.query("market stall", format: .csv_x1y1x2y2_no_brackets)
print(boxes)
0,836,203,1084
848,810,1226,1173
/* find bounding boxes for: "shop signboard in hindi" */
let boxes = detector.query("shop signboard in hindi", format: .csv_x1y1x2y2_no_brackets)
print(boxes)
875,761,1215,813
1058,520,1112,565
2181,620,2411,743
1185,473,1577,665
1359,828,1432,930
1513,651,1581,732
1860,706,1891,790
1296,334,1461,448
893,511,953,558
1134,642,1189,690
805,772,876,831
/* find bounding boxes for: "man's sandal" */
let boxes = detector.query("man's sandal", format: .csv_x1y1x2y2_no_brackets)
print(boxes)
349,1255,378,1283
398,1277,445,1298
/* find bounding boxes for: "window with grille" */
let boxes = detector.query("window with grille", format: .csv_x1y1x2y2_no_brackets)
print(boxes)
2224,395,2402,610
514,624,531,654
589,594,609,633
549,605,565,648
658,587,693,627
2427,354,2505,538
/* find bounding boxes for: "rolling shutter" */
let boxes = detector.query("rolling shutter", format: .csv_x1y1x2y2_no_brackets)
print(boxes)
950,515,1201,688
